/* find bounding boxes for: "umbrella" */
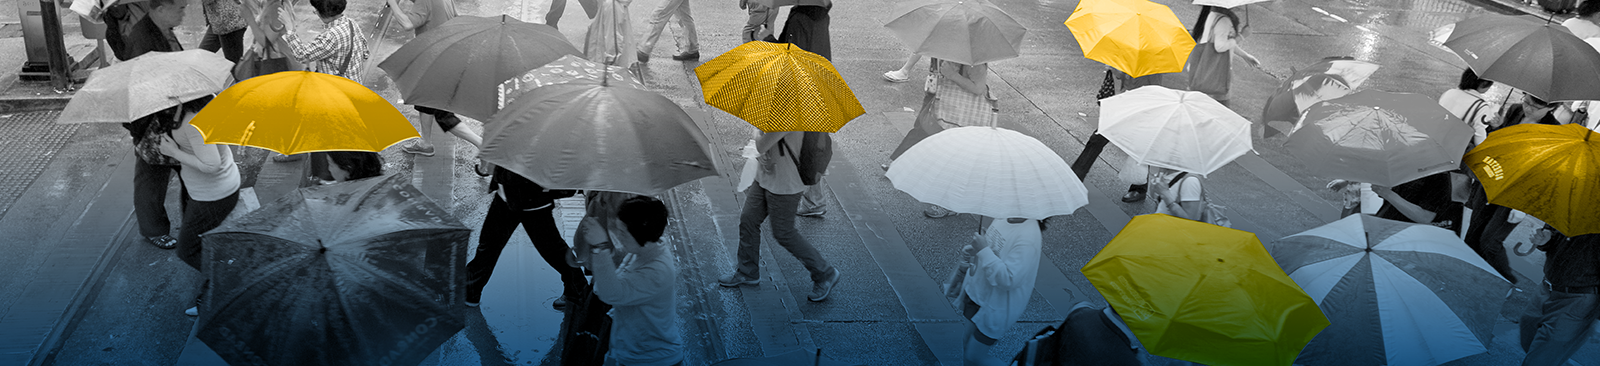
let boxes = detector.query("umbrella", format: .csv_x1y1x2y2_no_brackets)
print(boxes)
1465,123,1600,236
1064,0,1195,78
1261,57,1380,124
1097,85,1253,175
1083,214,1328,366
882,0,1028,65
187,71,416,155
480,81,718,196
377,15,583,122
57,50,234,124
711,349,862,366
748,0,830,7
1192,0,1272,7
1442,14,1600,101
496,54,644,109
1268,214,1509,366
197,172,470,366
885,126,1089,220
695,41,864,133
1283,90,1473,187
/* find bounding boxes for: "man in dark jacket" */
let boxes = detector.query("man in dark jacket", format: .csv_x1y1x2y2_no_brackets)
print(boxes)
105,0,191,250
467,167,584,310
1519,227,1600,366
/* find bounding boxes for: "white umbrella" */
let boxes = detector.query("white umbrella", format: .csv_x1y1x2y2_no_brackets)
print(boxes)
57,50,234,124
885,126,1089,220
1097,85,1253,175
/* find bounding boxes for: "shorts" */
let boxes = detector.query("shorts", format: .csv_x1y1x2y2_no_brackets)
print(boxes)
413,105,462,132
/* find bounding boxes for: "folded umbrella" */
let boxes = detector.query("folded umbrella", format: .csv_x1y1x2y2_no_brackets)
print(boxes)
1268,214,1509,366
1261,57,1379,124
882,0,1028,66
1083,213,1328,366
885,126,1089,220
1064,0,1195,78
198,172,469,366
1442,14,1600,101
188,71,416,155
1098,85,1253,175
695,41,864,133
58,50,234,124
377,15,583,122
481,81,717,196
496,54,644,109
1465,123,1600,236
1284,90,1473,187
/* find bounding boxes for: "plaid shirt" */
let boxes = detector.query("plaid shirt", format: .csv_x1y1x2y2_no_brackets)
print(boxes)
284,15,366,79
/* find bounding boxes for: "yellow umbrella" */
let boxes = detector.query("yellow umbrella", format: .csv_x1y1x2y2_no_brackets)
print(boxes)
1064,0,1195,78
1465,123,1600,236
1082,214,1328,366
694,42,865,133
188,71,417,155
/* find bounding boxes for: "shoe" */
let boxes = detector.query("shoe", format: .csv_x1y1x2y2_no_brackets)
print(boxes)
146,235,177,250
717,273,759,287
808,267,841,302
1121,190,1146,203
637,51,650,62
185,306,198,316
474,162,493,177
671,51,700,61
553,297,569,311
272,154,303,162
465,289,482,307
924,205,957,218
797,207,826,217
402,142,436,157
880,163,890,171
883,70,909,83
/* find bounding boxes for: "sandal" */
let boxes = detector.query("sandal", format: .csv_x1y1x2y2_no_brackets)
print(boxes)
147,235,177,250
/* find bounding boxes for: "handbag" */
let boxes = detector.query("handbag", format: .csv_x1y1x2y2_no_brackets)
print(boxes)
558,283,612,366
933,61,998,127
134,116,181,166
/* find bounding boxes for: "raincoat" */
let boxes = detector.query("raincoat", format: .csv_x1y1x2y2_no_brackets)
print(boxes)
584,0,638,68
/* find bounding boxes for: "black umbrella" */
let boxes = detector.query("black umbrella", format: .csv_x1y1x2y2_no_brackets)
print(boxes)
197,172,471,366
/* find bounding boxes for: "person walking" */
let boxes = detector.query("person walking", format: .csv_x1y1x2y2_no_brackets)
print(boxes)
468,167,584,309
1188,7,1265,139
589,196,685,366
761,1,832,218
635,0,698,62
886,57,994,218
1518,227,1600,366
198,0,247,62
269,0,381,184
1070,67,1165,203
155,96,242,317
106,0,189,250
1462,92,1569,285
719,131,842,303
583,0,639,70
960,216,1044,366
1146,167,1206,222
739,0,777,43
395,0,485,157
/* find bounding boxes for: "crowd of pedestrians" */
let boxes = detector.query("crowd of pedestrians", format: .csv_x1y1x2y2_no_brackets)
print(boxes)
81,0,1600,364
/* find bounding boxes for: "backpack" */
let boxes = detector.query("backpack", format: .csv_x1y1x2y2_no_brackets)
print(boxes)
777,132,833,186
1168,172,1231,228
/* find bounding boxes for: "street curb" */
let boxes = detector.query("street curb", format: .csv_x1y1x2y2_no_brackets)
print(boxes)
0,96,71,115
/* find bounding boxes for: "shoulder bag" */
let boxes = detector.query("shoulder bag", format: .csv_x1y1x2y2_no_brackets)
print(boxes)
934,61,998,127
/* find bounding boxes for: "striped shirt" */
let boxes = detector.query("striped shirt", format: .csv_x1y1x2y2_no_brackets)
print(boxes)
284,15,367,79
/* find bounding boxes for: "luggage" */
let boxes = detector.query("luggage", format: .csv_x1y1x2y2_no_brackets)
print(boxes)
1540,0,1578,13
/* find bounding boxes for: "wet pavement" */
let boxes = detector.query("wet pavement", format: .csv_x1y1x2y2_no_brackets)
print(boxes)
2,0,1598,364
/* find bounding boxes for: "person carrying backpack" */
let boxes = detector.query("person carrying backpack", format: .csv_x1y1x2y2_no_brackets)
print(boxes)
1013,302,1143,366
718,131,843,303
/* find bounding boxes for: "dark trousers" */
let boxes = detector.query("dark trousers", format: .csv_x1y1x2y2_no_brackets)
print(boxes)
737,182,831,282
1519,286,1600,366
1070,132,1145,193
176,190,240,273
134,158,183,238
1463,183,1519,283
198,28,246,63
468,196,586,299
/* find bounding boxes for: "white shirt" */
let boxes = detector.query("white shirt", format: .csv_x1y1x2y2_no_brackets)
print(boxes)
1562,18,1600,39
171,124,240,202
754,131,807,195
1155,174,1203,217
963,219,1043,339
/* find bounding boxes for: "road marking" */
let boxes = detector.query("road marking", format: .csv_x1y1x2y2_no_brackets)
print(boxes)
1311,7,1348,22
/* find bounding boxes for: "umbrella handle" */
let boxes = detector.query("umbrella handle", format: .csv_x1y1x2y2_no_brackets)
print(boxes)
815,348,822,366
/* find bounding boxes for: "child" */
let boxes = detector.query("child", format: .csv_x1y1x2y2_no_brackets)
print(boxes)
590,196,684,366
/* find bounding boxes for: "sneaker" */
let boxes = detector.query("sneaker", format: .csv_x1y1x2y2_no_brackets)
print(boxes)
808,267,841,302
272,154,303,162
671,51,700,61
797,207,826,217
403,142,436,157
717,273,759,287
924,205,957,218
185,306,198,316
465,289,482,307
883,70,909,83
637,51,650,62
1121,190,1146,203
146,235,176,250
553,297,569,311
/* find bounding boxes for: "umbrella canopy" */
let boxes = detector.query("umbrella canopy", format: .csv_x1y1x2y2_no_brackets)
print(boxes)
1268,214,1509,366
711,349,862,366
496,54,643,109
188,71,417,155
377,15,582,121
1465,123,1600,236
1284,90,1473,187
197,172,470,366
695,41,864,133
1098,85,1253,175
882,0,1028,65
1083,214,1328,366
1261,57,1379,124
885,126,1089,220
481,81,718,196
1063,0,1195,78
1442,14,1600,101
58,50,234,124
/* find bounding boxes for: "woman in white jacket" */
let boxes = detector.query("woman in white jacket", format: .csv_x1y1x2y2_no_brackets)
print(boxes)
960,216,1043,366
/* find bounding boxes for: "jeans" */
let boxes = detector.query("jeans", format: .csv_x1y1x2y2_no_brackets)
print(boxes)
468,196,586,299
737,182,832,282
742,3,777,43
638,0,697,54
176,190,239,273
1519,285,1600,366
198,27,246,63
134,158,182,238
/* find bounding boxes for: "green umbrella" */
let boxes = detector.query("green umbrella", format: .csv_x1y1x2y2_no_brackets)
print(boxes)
377,15,582,122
